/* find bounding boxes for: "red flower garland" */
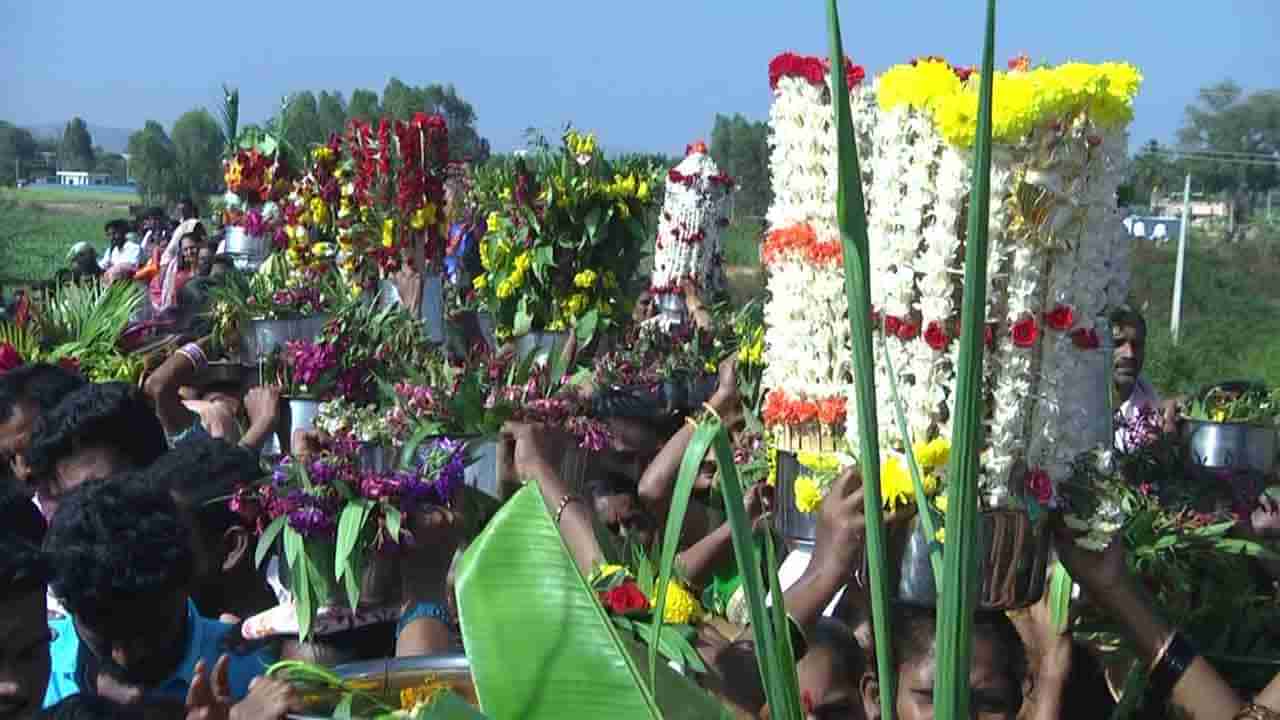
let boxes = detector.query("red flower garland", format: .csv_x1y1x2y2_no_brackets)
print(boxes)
897,320,921,341
599,581,649,615
1070,328,1101,350
763,390,847,428
762,224,842,267
768,52,867,91
924,320,950,351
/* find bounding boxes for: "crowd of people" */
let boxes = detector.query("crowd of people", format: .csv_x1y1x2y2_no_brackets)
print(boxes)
1,201,1279,720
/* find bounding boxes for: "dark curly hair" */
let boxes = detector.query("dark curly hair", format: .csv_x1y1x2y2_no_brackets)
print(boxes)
147,436,264,539
886,605,1028,711
0,362,86,426
0,477,47,547
44,474,194,625
39,693,154,719
0,533,49,603
27,382,168,488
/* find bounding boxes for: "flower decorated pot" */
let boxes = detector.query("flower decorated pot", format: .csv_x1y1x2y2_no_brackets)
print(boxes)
514,331,570,365
242,315,330,364
285,654,477,719
264,397,322,458
855,509,1051,611
1183,420,1278,476
772,451,818,547
222,226,270,272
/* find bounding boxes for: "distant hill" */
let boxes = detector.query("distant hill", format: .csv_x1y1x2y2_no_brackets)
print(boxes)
25,123,134,154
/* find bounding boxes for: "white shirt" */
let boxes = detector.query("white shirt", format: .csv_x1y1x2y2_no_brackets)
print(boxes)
99,241,142,270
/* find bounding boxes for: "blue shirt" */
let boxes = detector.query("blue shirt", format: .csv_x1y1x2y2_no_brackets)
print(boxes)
43,600,274,708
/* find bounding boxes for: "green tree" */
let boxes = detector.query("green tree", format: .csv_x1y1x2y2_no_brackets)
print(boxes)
93,148,127,183
282,91,325,155
348,89,380,123
423,83,488,160
710,113,771,221
127,121,180,204
58,117,95,171
172,108,226,198
1126,140,1186,208
381,77,426,122
0,122,37,185
318,90,347,140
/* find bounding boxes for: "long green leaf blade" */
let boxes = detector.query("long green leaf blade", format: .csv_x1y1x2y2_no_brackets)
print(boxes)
826,2,895,718
935,1,999,718
880,331,943,587
651,420,719,689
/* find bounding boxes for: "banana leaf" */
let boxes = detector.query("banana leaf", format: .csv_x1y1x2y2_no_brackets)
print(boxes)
455,486,732,720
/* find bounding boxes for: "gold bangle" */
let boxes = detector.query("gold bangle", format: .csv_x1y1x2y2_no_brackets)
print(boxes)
555,494,583,525
1236,703,1280,720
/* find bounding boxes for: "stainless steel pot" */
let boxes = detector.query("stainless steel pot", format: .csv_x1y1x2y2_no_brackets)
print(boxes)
264,398,322,458
420,273,445,345
773,451,818,547
856,509,1051,611
222,226,271,271
654,292,686,327
287,654,476,719
1183,419,1278,476
242,315,330,364
464,437,501,499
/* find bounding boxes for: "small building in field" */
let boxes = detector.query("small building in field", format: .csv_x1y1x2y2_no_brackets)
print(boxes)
56,171,111,186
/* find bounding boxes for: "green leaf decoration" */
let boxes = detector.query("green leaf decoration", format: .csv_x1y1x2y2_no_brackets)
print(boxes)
255,515,287,569
455,486,730,719
935,2,999,719
826,1,895,717
652,419,718,688
1049,562,1073,634
575,308,600,347
336,500,372,581
514,296,532,337
410,692,491,719
458,484,732,712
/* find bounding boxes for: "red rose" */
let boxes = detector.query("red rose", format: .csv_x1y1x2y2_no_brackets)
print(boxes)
1070,328,1100,350
897,320,920,341
883,315,902,337
599,581,650,615
1011,315,1039,349
0,343,22,373
1026,468,1054,505
1045,304,1075,332
984,324,995,349
924,321,949,351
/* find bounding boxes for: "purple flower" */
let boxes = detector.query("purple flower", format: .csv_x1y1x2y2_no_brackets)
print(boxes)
244,208,266,236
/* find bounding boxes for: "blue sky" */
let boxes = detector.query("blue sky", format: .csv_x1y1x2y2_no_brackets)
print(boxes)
3,1,1277,153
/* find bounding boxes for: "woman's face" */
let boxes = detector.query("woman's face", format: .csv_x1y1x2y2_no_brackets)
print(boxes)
865,634,1018,720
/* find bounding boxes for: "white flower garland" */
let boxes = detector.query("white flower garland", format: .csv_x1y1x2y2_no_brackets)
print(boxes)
651,152,734,295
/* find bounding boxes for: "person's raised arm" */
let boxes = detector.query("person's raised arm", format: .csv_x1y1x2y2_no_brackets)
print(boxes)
144,341,205,438
504,421,603,576
637,357,741,521
1055,529,1243,720
783,467,867,633
238,385,281,452
675,481,773,588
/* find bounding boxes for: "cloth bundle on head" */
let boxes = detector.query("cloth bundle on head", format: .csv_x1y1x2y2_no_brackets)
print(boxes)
650,143,734,316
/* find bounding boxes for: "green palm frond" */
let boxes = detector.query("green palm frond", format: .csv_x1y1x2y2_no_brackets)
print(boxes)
38,281,143,354
0,322,41,360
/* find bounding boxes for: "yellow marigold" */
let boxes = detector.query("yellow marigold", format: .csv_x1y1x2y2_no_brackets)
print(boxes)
911,436,951,471
767,446,779,486
797,451,841,475
877,60,963,113
311,146,334,163
310,242,333,258
410,203,438,231
309,198,329,226
657,580,704,625
935,527,946,543
794,475,823,513
565,293,588,317
514,251,532,274
382,218,396,248
473,274,488,290
880,453,939,510
574,269,598,289
496,278,515,299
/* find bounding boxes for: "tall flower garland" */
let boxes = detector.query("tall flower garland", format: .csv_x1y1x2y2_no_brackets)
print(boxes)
761,53,868,453
765,53,1141,515
650,144,734,303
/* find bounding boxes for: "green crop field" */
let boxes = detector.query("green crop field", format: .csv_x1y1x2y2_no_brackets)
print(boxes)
2,186,140,209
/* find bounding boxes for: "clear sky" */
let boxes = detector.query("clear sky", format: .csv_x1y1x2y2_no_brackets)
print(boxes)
3,1,1277,154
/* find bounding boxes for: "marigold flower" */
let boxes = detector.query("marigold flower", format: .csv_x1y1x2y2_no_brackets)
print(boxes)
657,580,704,625
574,270,598,289
794,475,823,513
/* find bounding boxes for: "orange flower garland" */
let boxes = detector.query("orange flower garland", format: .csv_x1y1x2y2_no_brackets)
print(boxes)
763,389,847,428
762,223,843,267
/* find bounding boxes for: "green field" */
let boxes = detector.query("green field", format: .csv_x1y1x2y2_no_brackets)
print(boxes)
2,185,141,208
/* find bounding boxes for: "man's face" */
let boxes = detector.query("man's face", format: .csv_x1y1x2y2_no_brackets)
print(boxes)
880,633,1017,720
796,646,860,720
196,247,214,277
0,589,51,719
37,445,129,521
73,591,188,691
1113,322,1145,390
179,238,201,271
0,403,37,489
594,493,656,550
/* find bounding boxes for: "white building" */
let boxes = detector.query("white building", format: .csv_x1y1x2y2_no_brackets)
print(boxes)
56,170,111,186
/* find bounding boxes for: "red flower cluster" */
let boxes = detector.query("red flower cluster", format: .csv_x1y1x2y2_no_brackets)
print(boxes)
1011,315,1040,349
924,320,950,351
763,390,846,428
1070,328,1101,350
1044,304,1075,332
768,52,867,91
599,581,649,615
1026,468,1054,504
0,343,22,373
224,148,282,204
762,224,842,266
